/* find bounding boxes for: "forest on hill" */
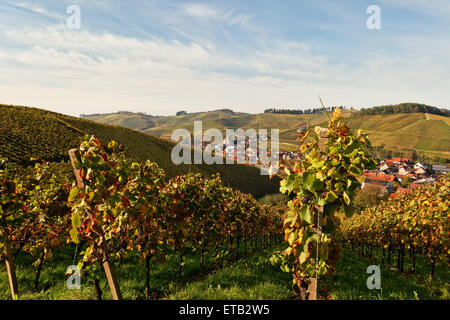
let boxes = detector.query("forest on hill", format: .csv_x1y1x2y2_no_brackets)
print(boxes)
358,103,449,116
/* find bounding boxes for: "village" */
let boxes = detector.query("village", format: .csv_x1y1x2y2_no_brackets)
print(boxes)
182,131,449,198
361,158,449,198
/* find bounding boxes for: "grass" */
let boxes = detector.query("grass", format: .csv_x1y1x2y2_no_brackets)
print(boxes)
0,241,289,300
167,245,294,300
1,243,448,300
323,247,450,300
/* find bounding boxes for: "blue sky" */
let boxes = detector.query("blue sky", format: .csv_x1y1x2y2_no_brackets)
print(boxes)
0,0,449,116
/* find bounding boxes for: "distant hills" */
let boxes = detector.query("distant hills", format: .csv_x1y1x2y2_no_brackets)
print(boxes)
81,104,450,163
0,104,281,197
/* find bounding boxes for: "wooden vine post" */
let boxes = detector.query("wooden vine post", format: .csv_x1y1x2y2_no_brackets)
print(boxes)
307,127,327,300
2,237,19,299
68,149,123,300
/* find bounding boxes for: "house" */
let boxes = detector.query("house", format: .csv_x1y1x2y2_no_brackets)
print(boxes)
393,157,409,163
414,177,436,184
414,167,426,175
414,162,428,170
398,166,410,176
379,160,396,171
432,165,450,173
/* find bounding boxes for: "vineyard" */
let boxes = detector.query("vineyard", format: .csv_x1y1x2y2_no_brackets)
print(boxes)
0,136,283,300
0,107,448,300
341,179,449,278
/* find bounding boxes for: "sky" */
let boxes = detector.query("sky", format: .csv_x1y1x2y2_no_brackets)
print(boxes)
0,0,449,117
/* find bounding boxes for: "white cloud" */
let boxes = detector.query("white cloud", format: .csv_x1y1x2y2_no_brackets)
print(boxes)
180,2,252,28
0,22,449,116
182,3,219,18
6,0,64,19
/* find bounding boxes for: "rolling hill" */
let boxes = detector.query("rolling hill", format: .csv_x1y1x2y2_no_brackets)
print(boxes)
82,107,450,162
0,104,281,197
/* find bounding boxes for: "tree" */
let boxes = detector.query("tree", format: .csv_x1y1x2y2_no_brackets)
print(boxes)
401,175,412,187
354,184,387,208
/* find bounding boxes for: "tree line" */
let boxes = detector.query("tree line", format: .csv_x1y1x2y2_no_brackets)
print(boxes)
359,103,449,116
264,106,346,114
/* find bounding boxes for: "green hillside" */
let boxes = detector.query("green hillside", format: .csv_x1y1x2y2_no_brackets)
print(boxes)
82,107,450,162
83,109,337,148
345,113,450,160
0,104,280,197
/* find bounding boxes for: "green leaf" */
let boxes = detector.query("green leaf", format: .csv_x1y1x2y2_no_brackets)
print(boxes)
316,171,326,181
327,167,336,177
288,231,297,245
312,160,325,168
328,146,339,155
325,191,337,203
307,234,320,244
343,191,350,206
69,228,79,244
284,210,297,226
344,204,354,217
347,179,352,189
280,175,296,194
303,172,316,192
299,205,311,224
299,251,308,264
71,213,81,228
97,203,108,211
322,217,336,233
287,200,294,210
68,186,79,202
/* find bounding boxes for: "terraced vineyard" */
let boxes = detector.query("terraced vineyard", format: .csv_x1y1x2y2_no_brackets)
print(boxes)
0,104,280,197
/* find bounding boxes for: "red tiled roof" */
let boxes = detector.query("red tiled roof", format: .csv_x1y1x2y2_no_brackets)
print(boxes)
393,158,409,162
365,174,395,182
382,160,396,167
